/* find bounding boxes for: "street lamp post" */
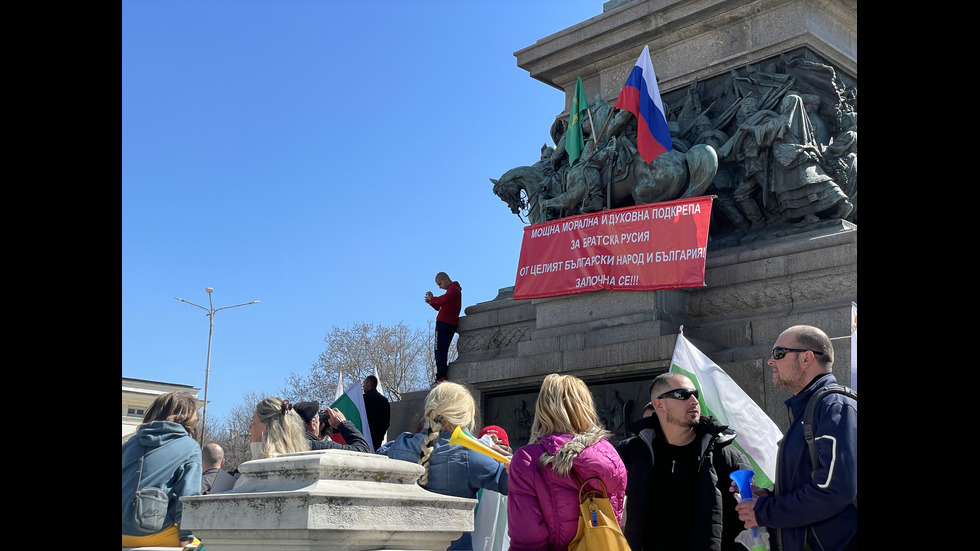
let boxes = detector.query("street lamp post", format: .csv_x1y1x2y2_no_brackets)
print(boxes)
175,288,259,444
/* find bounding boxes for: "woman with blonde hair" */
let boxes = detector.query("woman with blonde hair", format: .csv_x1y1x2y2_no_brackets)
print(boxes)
506,373,627,550
249,397,311,459
121,392,203,548
379,382,508,550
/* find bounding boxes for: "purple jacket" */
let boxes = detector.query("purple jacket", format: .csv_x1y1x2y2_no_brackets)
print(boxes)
507,429,627,550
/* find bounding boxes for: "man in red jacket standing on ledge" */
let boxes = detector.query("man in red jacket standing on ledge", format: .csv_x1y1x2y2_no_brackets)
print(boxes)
424,271,461,383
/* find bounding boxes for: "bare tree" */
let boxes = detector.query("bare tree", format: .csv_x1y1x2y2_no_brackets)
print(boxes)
207,391,265,471
287,321,439,404
207,321,459,470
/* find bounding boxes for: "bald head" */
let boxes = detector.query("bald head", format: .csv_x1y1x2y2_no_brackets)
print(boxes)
783,325,834,370
768,325,835,394
202,442,225,469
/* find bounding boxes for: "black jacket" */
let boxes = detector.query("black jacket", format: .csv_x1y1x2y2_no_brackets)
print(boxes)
363,388,391,451
306,419,370,453
616,414,750,551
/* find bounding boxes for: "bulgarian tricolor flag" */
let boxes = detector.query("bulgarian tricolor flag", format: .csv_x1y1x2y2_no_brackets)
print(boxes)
330,374,375,452
670,327,782,488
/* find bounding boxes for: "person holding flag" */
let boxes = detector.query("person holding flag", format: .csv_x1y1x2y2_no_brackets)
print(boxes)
295,400,370,453
616,372,750,550
331,374,377,452
250,397,369,457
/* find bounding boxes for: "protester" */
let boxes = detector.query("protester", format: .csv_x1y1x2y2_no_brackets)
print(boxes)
378,381,508,551
424,271,461,383
506,373,627,550
121,391,203,548
201,442,236,495
249,397,310,459
294,401,324,442
616,372,750,550
362,375,391,451
479,424,513,456
294,400,370,452
318,410,344,443
320,406,370,452
734,325,857,551
474,425,513,551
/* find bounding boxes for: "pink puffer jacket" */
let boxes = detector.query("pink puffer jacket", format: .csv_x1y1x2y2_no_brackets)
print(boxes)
506,429,627,550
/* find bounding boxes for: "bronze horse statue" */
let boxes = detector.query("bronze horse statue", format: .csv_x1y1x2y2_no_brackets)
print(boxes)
492,143,719,224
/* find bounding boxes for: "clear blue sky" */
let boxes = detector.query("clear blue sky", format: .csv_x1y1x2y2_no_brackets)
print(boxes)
122,1,605,424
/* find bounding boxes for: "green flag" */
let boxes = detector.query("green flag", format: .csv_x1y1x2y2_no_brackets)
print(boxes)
565,77,589,166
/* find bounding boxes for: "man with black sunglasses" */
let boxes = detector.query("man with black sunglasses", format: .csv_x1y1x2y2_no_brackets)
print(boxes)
617,372,750,550
735,325,857,551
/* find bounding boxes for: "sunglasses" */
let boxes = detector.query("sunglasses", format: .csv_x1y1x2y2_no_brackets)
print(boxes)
657,388,700,401
771,346,825,360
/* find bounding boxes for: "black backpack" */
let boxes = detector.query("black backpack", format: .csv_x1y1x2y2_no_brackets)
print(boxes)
802,384,857,507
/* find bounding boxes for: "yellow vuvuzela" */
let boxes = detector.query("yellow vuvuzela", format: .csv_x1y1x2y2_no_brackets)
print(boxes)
450,426,511,465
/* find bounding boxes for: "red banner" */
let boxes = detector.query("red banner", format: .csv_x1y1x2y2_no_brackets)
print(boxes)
513,196,713,300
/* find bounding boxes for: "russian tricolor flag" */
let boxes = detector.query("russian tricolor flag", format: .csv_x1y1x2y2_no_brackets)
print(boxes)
614,45,672,163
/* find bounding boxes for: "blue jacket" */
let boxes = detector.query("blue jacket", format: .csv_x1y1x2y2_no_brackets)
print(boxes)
754,373,857,551
121,421,203,537
379,429,509,550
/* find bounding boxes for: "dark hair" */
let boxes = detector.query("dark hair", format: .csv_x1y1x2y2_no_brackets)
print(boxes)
142,392,200,440
365,375,378,389
649,372,691,400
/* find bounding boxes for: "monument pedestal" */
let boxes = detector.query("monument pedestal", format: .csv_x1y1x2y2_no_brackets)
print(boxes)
418,223,855,445
391,0,857,449
180,450,475,551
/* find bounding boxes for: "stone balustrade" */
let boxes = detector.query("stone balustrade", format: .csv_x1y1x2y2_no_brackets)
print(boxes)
179,449,477,551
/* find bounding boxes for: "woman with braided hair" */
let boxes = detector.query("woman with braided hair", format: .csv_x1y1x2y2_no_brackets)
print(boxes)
506,373,627,550
378,381,509,550
249,397,310,459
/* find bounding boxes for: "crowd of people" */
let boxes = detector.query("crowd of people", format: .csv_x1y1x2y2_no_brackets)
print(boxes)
122,323,856,551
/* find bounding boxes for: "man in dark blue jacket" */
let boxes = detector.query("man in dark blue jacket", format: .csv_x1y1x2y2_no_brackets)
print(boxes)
736,325,857,551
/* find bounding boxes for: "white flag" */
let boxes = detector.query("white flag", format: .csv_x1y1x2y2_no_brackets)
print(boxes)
670,330,782,488
372,367,388,447
373,366,385,397
334,373,344,401
851,302,857,391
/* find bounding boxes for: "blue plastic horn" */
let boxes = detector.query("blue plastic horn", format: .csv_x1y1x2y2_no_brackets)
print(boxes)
730,469,768,551
730,469,755,501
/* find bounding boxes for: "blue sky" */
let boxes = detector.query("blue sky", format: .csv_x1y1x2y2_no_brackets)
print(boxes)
122,1,605,423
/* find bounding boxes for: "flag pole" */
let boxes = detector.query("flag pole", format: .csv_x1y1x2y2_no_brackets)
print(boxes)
586,105,597,149
587,108,615,161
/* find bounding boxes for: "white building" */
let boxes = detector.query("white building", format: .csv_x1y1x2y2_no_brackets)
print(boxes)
122,377,202,444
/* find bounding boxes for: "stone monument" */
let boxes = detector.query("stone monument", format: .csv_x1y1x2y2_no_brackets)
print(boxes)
391,0,856,446
179,450,476,550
